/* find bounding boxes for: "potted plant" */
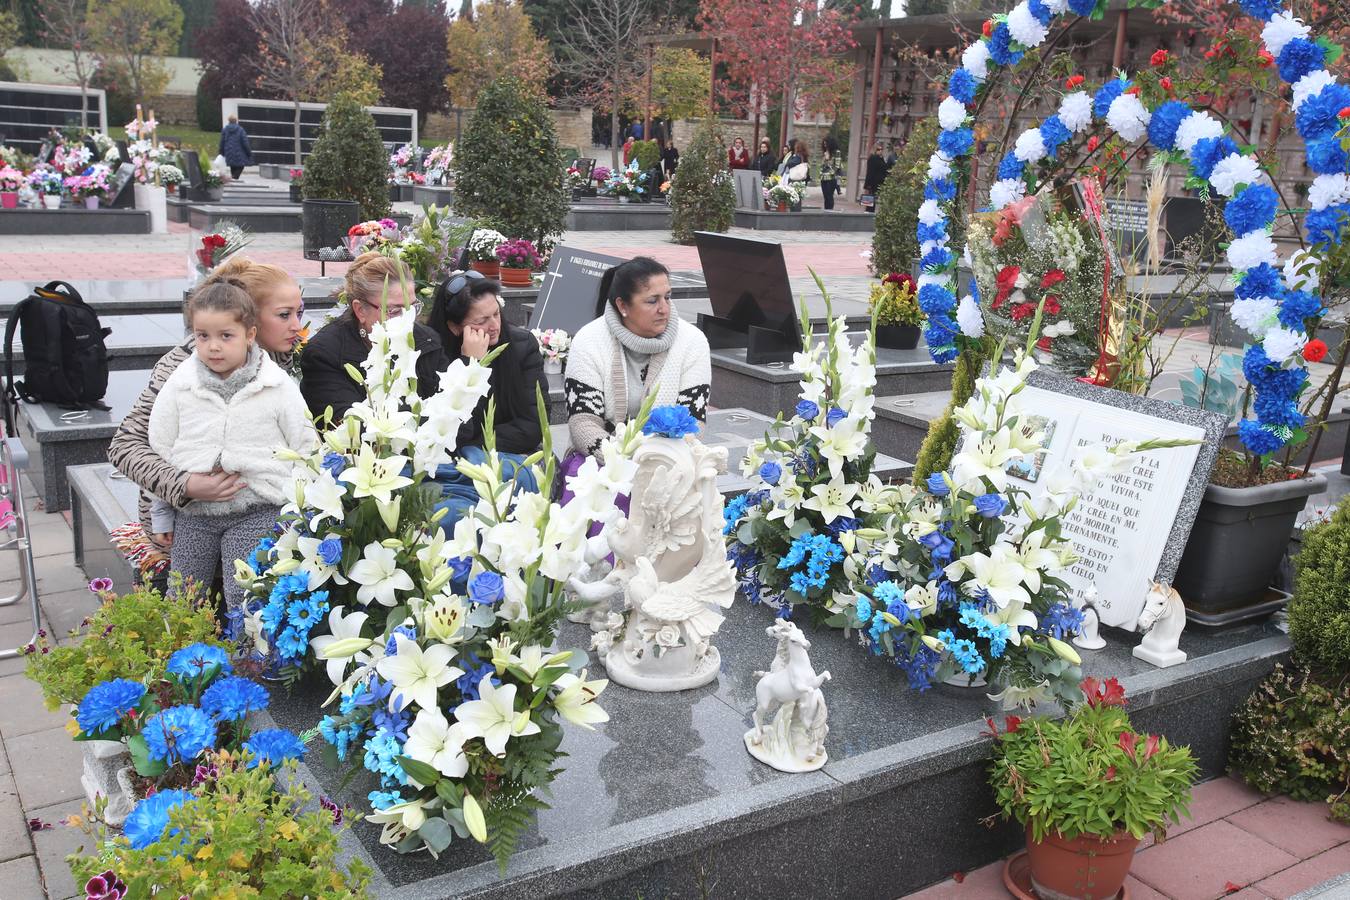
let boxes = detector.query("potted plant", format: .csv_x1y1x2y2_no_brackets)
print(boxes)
158,164,185,198
0,164,23,208
288,168,303,203
868,272,923,349
465,226,507,277
30,167,63,209
606,161,647,203
764,176,802,213
989,677,1197,899
495,237,541,286
202,170,224,201
66,165,112,209
531,326,570,374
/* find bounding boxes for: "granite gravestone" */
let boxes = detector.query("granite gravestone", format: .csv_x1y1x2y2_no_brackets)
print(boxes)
181,150,206,190
695,232,800,364
574,157,595,182
1008,371,1226,629
106,162,136,209
529,245,625,335
734,169,763,210
1104,198,1149,265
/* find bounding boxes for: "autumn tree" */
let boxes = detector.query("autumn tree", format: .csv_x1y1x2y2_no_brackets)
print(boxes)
87,0,183,110
651,47,711,121
444,0,551,108
698,0,856,152
338,0,450,123
247,0,343,164
38,0,96,128
195,0,261,130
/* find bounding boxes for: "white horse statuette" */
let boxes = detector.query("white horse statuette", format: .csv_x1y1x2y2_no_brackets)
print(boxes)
744,620,831,773
1073,586,1107,651
1133,581,1188,668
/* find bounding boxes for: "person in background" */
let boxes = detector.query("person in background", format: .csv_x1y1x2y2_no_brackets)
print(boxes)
622,134,635,167
728,137,751,170
820,136,842,211
753,138,777,178
630,120,645,141
661,139,680,180
218,114,253,181
863,140,888,213
885,141,899,173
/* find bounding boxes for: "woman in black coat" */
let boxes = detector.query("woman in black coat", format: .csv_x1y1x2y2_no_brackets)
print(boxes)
862,141,889,212
752,138,777,179
218,115,254,180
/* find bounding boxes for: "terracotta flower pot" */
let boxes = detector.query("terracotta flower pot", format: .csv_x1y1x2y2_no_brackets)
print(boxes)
499,266,532,287
471,259,500,279
777,202,787,212
1024,826,1139,900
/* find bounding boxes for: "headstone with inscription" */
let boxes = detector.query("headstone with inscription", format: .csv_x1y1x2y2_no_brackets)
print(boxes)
1104,198,1149,265
734,169,763,211
1006,371,1226,629
106,162,136,209
529,245,626,335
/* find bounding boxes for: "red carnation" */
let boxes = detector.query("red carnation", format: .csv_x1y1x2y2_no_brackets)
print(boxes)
1125,84,1142,96
1150,49,1169,67
1065,74,1084,89
993,265,1021,308
1043,296,1062,316
1257,49,1273,67
1303,339,1328,362
982,19,992,37
1160,76,1173,92
1040,269,1065,289
1339,107,1350,120
1011,301,1038,322
1087,135,1100,152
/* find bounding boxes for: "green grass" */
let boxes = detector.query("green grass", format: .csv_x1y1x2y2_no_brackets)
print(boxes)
109,125,221,159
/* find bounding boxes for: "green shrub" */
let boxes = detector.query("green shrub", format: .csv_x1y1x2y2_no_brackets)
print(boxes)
24,580,223,710
1229,661,1350,824
871,118,939,277
453,76,568,252
670,118,735,245
1288,499,1350,672
301,92,390,221
633,138,661,174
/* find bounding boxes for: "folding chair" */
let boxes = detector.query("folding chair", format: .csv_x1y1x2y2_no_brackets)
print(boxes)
0,399,42,659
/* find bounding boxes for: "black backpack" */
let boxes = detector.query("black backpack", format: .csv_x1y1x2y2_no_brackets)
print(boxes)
4,281,111,422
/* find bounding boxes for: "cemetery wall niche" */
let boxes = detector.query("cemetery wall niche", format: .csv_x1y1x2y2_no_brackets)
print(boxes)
0,82,106,155
220,98,418,166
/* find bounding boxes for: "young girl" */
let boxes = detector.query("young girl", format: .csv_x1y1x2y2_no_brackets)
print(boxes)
148,280,316,608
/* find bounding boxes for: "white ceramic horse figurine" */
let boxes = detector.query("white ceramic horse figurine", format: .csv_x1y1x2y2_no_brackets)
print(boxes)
1132,581,1187,668
744,620,831,773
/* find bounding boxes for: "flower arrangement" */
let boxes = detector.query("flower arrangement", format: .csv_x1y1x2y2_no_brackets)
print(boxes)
389,204,461,298
64,165,112,201
495,237,542,270
157,164,183,187
424,145,453,185
347,218,402,254
52,142,93,177
465,227,507,262
564,165,589,190
0,143,24,167
605,160,648,198
0,164,26,192
388,143,417,183
989,677,1196,842
530,327,570,365
202,170,223,189
193,224,251,274
126,140,173,186
868,272,923,327
234,313,640,864
69,750,372,897
763,174,804,207
123,116,158,141
29,167,63,195
591,165,612,184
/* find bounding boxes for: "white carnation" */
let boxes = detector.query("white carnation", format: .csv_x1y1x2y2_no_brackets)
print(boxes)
1176,111,1224,156
956,293,985,338
920,239,948,257
918,199,944,225
1106,94,1151,143
1292,69,1336,111
1013,128,1047,163
989,178,1026,210
927,153,953,180
1226,230,1278,272
1283,249,1321,292
1230,296,1279,335
1261,12,1309,58
1262,326,1307,364
1308,174,1350,211
961,41,990,81
917,272,950,290
1058,92,1093,133
1045,0,1069,11
938,96,969,131
1209,153,1264,197
1007,2,1049,47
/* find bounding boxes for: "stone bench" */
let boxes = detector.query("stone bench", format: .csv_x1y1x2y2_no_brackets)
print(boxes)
68,463,140,594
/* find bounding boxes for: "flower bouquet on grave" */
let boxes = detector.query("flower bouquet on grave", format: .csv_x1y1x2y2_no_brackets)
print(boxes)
0,164,24,192
235,311,635,865
564,165,588,191
842,328,1195,708
725,277,911,624
605,161,647,199
591,165,611,185
347,218,402,255
764,176,804,209
193,223,251,276
29,166,64,196
388,143,417,183
530,327,570,368
52,141,93,177
424,145,453,185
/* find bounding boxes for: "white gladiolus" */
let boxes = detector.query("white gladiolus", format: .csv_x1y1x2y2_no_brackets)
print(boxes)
1261,12,1309,57
961,41,990,80
1107,94,1151,143
1308,174,1350,211
990,178,1026,210
1292,69,1336,111
1230,296,1279,335
1058,92,1093,133
956,293,985,338
918,199,944,225
938,96,969,130
1175,111,1224,155
1013,128,1047,163
1226,231,1279,271
1283,250,1321,293
1007,2,1049,47
1262,326,1308,364
1209,153,1264,198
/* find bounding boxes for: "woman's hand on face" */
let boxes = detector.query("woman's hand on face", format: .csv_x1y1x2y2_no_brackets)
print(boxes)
185,470,246,502
462,325,491,360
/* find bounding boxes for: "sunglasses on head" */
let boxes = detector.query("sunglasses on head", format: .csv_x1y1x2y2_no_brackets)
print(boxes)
443,269,485,297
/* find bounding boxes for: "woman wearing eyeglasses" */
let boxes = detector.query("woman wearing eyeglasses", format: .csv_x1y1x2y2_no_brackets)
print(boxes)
299,253,449,421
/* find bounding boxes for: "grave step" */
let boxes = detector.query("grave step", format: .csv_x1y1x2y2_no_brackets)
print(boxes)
188,205,302,233
0,208,151,235
873,391,954,465
733,208,877,233
68,463,140,594
0,279,342,317
564,204,672,231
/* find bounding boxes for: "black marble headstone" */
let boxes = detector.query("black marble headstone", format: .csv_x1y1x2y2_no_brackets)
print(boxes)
694,232,801,362
1104,197,1149,264
574,157,595,183
181,150,206,189
529,245,625,335
107,163,136,209
115,139,131,165
1164,196,1219,259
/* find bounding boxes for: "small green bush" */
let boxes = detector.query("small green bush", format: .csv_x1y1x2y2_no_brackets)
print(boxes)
1287,499,1350,672
669,118,735,245
633,138,661,174
1229,661,1350,824
302,92,390,221
871,119,939,277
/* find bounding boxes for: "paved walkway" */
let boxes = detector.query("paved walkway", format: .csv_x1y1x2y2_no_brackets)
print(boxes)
904,776,1350,900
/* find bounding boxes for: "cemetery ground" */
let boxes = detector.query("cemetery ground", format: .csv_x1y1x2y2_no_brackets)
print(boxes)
1,181,1348,899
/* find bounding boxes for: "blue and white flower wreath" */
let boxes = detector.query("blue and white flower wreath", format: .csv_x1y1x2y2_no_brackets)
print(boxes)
917,0,1348,455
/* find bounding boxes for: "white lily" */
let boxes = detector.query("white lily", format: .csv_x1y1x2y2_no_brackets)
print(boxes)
310,607,372,686
985,599,1040,646
304,470,347,532
420,592,467,644
800,478,860,524
947,542,1033,608
951,428,1021,493
767,482,805,528
403,706,470,781
1012,530,1062,592
296,535,348,591
454,678,541,757
376,635,465,712
367,796,438,847
349,542,416,607
339,443,413,504
809,418,869,480
551,670,610,729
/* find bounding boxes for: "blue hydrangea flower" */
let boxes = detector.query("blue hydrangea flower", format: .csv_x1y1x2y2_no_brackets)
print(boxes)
924,178,957,202
165,643,231,681
1235,263,1281,301
795,400,820,421
77,679,145,736
1147,100,1193,151
1040,116,1071,157
1277,38,1326,85
937,126,974,157
124,789,192,850
1306,136,1350,176
468,571,505,605
199,676,269,722
316,536,343,566
917,220,948,243
1238,419,1284,456
1093,79,1129,119
996,151,1023,181
921,247,954,271
987,23,1023,67
926,472,950,496
949,68,977,105
243,728,306,769
320,451,347,478
1028,0,1052,24
1254,392,1306,429
1278,291,1324,330
643,405,700,438
1224,184,1278,236
143,705,217,765
974,493,1008,519
758,461,782,485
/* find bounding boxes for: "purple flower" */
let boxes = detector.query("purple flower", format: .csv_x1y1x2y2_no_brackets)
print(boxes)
88,577,113,594
319,795,344,827
84,870,127,900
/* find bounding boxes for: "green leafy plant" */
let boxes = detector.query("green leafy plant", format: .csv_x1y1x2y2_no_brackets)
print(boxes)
870,118,938,277
1287,498,1350,673
867,272,923,327
1178,352,1245,419
1229,661,1350,824
989,677,1197,842
302,92,391,220
24,580,223,710
68,751,372,897
669,118,735,245
633,138,661,175
453,75,568,253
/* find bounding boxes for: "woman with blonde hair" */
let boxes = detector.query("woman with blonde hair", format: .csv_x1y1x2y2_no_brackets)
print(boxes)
299,252,448,420
109,256,307,552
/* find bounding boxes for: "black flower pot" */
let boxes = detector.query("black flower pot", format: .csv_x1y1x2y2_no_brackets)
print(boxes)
289,184,302,203
875,324,921,350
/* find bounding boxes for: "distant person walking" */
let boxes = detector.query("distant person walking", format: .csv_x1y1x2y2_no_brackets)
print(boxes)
219,115,253,181
819,136,841,211
862,141,888,213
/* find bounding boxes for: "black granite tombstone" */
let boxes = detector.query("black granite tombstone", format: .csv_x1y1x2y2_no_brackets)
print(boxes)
106,162,136,209
694,231,800,364
529,245,625,335
1104,197,1150,265
115,139,131,165
574,157,595,183
1164,196,1220,259
180,149,211,201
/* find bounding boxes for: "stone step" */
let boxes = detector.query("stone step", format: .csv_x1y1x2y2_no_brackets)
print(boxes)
67,463,140,593
734,208,876,232
0,208,151,235
0,278,342,317
565,203,672,231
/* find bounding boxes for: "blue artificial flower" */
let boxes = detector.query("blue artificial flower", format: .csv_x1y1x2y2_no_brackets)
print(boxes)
924,178,957,202
896,643,941,691
77,679,145,736
795,400,820,421
371,702,410,742
1238,0,1280,20
868,611,893,646
950,638,986,674
1254,392,1306,429
1190,136,1239,181
723,494,749,536
758,461,782,485
974,493,1008,519
1028,0,1052,24
368,790,403,811
1278,291,1324,330
937,126,974,157
937,579,959,610
1040,602,1086,640
1306,204,1350,247
259,597,287,637
997,151,1024,181
1237,419,1285,456
936,628,956,646
275,626,308,661
921,247,954,271
243,728,306,769
468,571,505,605
949,68,977,105
446,555,473,582
166,643,232,681
1306,136,1350,176
363,729,409,787
1296,83,1350,141
1068,0,1097,15
123,789,192,850
1147,100,1193,151
384,624,417,657
1093,79,1129,119
918,283,955,316
789,571,816,595
1224,184,1278,236
987,23,1023,67
1277,38,1325,85
456,657,497,704
874,581,904,607
143,705,217,765
826,516,859,537
320,451,346,478
855,594,873,623
287,592,328,633
316,536,343,566
319,715,362,762
919,530,955,564
917,220,948,243
247,537,276,574
1040,116,1071,157
199,676,269,722
643,405,700,438
926,472,950,496
1235,262,1281,301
